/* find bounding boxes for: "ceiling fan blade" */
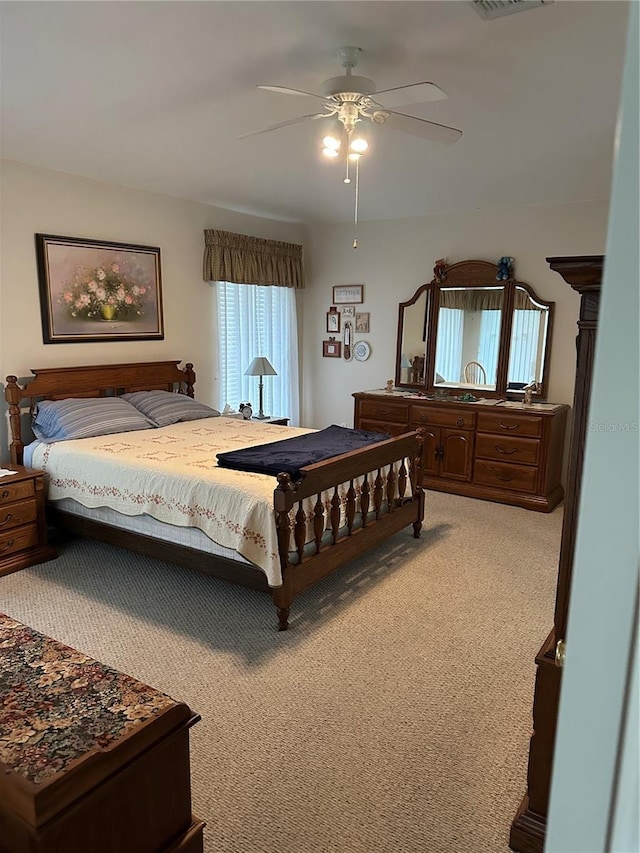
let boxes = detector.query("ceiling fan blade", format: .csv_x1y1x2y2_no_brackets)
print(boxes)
382,110,462,145
236,113,326,140
257,85,324,100
373,81,448,108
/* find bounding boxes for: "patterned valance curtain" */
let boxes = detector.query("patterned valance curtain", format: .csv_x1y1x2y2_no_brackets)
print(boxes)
439,288,504,311
203,229,304,289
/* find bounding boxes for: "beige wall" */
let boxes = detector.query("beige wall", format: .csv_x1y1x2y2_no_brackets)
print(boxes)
1,158,610,470
301,201,610,430
0,159,306,458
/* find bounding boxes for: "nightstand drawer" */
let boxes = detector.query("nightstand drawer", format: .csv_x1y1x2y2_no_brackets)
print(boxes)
0,479,35,505
0,524,39,558
0,498,38,532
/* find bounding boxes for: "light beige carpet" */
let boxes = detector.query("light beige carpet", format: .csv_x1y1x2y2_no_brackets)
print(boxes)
0,490,562,853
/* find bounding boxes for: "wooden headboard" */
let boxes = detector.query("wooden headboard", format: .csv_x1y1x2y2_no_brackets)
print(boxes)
4,360,195,465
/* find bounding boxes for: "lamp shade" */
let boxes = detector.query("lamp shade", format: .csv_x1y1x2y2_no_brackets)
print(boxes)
400,354,412,369
244,357,277,377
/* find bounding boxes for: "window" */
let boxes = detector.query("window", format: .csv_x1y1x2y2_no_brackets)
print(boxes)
434,308,464,382
216,282,299,423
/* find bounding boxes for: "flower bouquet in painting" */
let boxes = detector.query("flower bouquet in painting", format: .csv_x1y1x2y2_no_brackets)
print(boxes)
60,259,150,322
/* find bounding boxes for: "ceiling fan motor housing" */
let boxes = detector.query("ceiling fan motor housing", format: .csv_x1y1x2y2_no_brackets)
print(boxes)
321,76,377,100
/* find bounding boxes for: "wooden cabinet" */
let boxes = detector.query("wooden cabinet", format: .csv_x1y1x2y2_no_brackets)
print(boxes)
0,466,56,577
509,255,603,852
410,404,475,481
354,392,568,512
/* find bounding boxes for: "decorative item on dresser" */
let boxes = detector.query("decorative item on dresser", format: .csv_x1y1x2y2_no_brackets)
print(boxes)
0,466,56,577
509,255,604,852
353,391,568,512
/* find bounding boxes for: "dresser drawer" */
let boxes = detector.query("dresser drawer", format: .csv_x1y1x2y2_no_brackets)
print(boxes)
0,479,35,505
475,434,541,466
474,460,537,493
410,406,476,429
0,524,38,558
477,411,543,438
0,498,38,532
358,400,409,424
358,419,409,437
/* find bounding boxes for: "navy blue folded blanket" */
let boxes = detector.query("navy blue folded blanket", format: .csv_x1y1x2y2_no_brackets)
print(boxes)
216,424,391,481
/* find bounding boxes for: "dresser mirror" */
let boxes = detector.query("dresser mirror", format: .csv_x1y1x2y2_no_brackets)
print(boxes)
433,285,504,390
394,259,554,399
506,285,552,390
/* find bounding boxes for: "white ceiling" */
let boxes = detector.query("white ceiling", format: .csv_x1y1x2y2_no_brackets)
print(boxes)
0,1,629,225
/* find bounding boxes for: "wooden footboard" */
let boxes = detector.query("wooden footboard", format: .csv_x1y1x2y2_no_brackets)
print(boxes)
272,430,425,630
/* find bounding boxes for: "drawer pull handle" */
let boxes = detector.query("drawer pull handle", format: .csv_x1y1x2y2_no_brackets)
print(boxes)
456,417,465,427
498,421,519,431
0,513,13,527
376,408,390,415
495,445,518,455
0,538,15,554
1,490,9,500
491,467,514,482
419,414,429,422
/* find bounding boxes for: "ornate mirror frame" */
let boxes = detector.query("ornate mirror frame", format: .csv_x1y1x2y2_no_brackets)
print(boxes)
395,259,555,400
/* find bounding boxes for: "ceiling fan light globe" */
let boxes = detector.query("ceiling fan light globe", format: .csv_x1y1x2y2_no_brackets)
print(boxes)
322,147,339,158
348,152,361,161
350,138,368,152
322,135,341,150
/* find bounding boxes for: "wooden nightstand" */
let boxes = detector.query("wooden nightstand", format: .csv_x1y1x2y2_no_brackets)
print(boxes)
252,416,289,426
0,465,56,577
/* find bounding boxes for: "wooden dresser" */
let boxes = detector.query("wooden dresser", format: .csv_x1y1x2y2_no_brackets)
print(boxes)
0,465,56,576
354,391,568,512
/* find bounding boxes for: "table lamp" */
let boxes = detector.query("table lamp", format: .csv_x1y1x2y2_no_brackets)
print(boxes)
244,357,277,419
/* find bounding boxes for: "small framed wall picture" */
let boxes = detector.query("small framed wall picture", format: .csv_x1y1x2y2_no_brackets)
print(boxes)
355,312,370,333
341,305,356,319
323,338,342,358
333,284,364,304
326,306,340,333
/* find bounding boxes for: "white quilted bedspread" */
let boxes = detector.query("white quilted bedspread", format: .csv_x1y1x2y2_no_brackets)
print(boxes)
30,417,315,586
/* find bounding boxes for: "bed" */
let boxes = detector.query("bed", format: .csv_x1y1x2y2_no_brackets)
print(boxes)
4,361,424,630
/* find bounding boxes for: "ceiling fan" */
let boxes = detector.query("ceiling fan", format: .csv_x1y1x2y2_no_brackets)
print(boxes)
238,46,463,146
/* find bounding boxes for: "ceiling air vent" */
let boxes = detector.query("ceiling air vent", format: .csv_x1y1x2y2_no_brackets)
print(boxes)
470,0,553,20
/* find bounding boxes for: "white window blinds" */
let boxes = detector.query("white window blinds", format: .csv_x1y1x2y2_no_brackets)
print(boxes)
216,282,300,424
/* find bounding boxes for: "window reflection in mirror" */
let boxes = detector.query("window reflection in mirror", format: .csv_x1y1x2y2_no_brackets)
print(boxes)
507,286,550,391
434,287,504,389
399,288,429,385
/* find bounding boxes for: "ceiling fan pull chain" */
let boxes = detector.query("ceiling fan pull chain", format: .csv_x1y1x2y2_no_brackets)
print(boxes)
353,156,360,249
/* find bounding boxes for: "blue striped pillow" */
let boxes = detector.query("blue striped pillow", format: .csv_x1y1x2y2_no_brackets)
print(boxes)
122,390,220,428
32,397,154,442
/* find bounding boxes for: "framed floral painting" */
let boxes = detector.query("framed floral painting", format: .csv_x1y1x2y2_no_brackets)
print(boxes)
35,234,164,343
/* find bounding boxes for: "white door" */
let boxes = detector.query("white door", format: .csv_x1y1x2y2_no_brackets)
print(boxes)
546,5,639,852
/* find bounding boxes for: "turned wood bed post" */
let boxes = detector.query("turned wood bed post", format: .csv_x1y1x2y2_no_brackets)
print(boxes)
183,363,196,398
4,375,25,466
412,429,425,538
274,472,294,631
